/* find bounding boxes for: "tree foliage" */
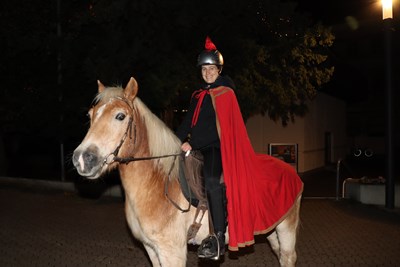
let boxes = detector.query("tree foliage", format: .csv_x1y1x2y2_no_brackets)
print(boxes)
223,0,335,123
1,0,335,138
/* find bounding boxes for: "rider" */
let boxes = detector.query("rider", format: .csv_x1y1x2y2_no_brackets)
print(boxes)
176,36,234,260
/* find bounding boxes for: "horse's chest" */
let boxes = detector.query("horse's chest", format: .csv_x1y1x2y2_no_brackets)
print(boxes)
125,203,146,239
124,199,162,244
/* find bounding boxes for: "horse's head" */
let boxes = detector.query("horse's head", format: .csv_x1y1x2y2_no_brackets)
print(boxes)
73,77,139,179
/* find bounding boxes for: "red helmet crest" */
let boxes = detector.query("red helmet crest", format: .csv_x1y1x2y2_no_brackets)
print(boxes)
205,36,217,51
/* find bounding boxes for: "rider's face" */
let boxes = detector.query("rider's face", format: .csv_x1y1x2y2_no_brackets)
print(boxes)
201,65,219,84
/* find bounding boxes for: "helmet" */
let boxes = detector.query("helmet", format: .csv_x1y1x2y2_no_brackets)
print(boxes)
197,36,224,67
197,50,224,66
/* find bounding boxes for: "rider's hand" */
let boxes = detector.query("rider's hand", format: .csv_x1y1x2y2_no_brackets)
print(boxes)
181,142,192,152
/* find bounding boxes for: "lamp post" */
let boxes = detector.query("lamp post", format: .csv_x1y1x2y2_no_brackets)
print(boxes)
57,0,66,182
382,0,394,209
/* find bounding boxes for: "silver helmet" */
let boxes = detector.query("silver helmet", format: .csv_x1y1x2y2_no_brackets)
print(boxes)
197,36,224,67
197,50,224,66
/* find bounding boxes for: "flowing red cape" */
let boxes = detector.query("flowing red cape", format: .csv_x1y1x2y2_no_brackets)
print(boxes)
210,87,304,251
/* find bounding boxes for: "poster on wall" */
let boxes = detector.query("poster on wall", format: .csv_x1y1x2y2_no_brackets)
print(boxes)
268,143,298,172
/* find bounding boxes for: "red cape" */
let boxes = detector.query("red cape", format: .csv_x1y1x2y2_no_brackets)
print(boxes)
210,86,304,251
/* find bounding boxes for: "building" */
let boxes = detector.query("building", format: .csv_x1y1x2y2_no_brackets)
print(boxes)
246,92,348,174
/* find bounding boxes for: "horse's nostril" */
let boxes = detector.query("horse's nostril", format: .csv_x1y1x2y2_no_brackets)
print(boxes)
83,151,97,165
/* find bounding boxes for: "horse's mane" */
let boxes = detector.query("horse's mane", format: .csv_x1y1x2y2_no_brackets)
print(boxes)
133,96,182,177
96,87,181,178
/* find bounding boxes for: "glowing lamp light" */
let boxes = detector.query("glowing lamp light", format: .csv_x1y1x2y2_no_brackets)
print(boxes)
382,0,393,19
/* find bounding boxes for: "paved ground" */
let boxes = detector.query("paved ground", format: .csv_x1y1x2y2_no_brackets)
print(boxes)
1,170,399,267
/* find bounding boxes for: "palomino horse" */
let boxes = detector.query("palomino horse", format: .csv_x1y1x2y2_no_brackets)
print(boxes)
73,77,301,267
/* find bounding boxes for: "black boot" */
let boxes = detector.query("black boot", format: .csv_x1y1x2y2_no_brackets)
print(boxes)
198,182,227,260
197,231,225,260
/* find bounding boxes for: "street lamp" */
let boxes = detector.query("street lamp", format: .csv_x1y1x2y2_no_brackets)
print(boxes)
382,0,394,209
382,0,393,19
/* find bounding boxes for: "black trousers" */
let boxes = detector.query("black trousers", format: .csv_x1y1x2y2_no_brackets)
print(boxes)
201,146,227,234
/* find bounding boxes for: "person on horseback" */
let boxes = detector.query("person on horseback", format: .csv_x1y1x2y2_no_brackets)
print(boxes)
176,36,234,261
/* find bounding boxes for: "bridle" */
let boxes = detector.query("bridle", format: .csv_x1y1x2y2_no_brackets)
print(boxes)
101,116,135,167
97,96,188,212
100,97,181,167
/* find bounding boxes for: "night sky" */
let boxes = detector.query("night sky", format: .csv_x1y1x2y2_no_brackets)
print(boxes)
0,0,399,180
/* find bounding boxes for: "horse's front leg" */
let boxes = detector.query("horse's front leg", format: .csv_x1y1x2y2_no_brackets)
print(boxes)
143,244,161,267
157,244,187,267
143,238,187,267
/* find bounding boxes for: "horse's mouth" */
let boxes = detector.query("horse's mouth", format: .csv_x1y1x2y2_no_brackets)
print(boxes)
73,163,102,179
77,169,102,179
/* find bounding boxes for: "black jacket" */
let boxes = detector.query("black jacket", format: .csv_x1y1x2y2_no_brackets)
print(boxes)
176,75,236,149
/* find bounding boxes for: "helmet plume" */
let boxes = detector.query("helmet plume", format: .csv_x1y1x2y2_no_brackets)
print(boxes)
205,36,217,51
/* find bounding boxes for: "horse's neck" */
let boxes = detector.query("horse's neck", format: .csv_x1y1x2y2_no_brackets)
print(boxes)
118,109,184,209
118,161,152,190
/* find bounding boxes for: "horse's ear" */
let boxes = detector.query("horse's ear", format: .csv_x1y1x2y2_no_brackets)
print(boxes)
124,77,138,101
98,80,106,93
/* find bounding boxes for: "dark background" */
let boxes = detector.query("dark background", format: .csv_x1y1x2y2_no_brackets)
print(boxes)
0,0,399,182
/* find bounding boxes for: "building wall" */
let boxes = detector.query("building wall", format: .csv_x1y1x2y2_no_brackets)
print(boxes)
245,112,306,171
245,93,348,173
304,93,349,170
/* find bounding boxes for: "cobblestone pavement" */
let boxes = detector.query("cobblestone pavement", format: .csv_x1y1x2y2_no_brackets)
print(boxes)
1,180,399,267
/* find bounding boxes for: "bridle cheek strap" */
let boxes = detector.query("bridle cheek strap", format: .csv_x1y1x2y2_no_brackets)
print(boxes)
102,116,134,166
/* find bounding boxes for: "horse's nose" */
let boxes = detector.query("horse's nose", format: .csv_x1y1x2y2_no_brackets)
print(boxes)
83,151,97,165
73,146,100,172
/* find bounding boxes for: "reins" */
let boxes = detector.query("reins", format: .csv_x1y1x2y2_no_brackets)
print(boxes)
113,153,181,164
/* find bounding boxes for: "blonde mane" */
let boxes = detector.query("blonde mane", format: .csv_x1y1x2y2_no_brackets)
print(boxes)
95,86,181,177
132,97,181,176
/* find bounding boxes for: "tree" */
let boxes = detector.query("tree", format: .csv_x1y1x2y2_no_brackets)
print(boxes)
197,0,335,124
233,22,335,124
63,0,334,126
1,0,334,138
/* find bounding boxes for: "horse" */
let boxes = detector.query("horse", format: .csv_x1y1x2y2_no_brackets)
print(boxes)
72,77,301,267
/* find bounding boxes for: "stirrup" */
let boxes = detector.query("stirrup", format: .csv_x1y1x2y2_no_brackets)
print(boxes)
197,234,223,261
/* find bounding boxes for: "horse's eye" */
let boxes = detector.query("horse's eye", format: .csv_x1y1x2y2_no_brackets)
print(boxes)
115,113,126,121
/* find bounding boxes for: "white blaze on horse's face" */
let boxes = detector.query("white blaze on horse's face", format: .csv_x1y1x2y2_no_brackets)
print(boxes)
73,100,131,178
73,77,138,179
